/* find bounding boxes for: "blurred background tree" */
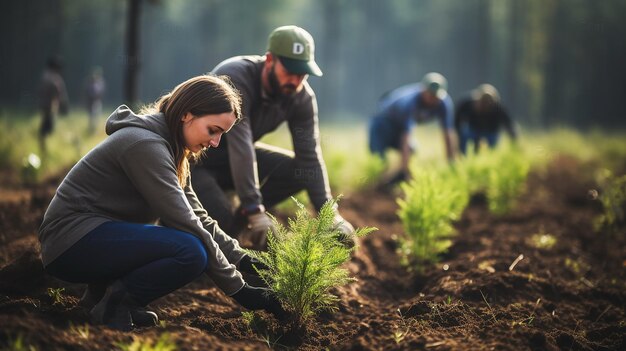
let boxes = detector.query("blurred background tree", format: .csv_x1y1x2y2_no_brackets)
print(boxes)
0,0,624,128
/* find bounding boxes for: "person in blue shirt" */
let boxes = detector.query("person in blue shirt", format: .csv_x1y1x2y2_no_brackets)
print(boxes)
368,72,455,187
454,84,517,155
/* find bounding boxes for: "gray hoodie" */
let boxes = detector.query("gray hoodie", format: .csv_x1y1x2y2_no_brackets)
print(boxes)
38,105,246,295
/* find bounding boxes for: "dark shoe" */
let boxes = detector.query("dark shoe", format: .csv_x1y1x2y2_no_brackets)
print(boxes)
81,283,157,327
78,283,107,309
90,280,136,331
130,308,159,327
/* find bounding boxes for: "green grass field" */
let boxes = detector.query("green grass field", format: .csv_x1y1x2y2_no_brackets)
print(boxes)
1,108,625,191
0,108,109,183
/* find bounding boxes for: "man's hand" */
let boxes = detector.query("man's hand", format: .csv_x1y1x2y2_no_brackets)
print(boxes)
240,212,274,249
231,284,287,320
333,213,356,249
247,212,274,234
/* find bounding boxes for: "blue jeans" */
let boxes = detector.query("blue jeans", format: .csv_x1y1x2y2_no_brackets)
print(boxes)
458,126,500,155
45,222,209,306
368,115,416,159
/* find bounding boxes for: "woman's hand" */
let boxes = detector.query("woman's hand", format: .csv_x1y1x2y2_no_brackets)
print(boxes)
238,254,269,276
231,283,287,320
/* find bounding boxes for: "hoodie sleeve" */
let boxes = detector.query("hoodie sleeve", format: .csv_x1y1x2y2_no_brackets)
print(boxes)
287,90,333,212
212,60,264,210
182,176,246,265
225,105,262,209
118,139,245,295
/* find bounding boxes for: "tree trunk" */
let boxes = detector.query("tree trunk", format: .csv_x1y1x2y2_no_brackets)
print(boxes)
506,0,521,121
475,0,490,83
321,0,341,115
124,0,141,107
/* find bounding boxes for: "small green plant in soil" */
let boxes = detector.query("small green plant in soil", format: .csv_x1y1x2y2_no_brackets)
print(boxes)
246,197,376,326
68,323,89,340
455,144,530,215
487,147,530,215
531,233,556,249
1,334,37,351
564,257,591,276
115,333,176,351
391,308,418,345
457,149,494,194
593,170,626,237
46,287,65,305
397,166,467,270
530,227,557,249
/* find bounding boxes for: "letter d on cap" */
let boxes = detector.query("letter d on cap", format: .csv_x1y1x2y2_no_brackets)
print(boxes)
293,42,304,55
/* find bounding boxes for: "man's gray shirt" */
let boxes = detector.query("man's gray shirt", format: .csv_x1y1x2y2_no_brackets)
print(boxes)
211,55,332,211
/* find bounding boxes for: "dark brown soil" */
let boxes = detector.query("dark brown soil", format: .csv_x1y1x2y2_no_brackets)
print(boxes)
0,155,624,350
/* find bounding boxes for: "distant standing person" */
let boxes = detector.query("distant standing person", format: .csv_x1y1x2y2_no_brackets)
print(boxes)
368,72,455,188
85,66,106,134
454,84,517,155
38,75,285,330
39,56,69,153
191,25,356,249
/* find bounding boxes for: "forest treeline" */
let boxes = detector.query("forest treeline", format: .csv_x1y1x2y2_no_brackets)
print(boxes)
1,0,624,128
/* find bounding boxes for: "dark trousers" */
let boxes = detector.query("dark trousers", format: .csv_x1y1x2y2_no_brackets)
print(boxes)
368,114,402,159
45,222,208,306
191,145,307,236
40,106,56,137
458,125,500,155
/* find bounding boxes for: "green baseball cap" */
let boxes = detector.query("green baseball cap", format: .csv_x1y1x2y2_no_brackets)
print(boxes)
421,72,448,100
267,25,323,77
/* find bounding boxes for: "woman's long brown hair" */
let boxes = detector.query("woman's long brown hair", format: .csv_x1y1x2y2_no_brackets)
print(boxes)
146,75,241,187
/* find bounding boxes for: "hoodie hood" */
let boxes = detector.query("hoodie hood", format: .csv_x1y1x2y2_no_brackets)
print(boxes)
105,105,171,141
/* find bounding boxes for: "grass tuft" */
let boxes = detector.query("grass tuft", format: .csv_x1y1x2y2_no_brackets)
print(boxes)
115,333,176,351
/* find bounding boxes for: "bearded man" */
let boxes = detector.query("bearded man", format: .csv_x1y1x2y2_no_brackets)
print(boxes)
191,26,355,249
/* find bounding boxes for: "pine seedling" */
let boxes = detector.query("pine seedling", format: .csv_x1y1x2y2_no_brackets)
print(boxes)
397,166,467,270
458,150,494,194
487,147,530,215
247,197,376,326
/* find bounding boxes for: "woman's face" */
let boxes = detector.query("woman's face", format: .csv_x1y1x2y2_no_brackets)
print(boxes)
181,112,236,153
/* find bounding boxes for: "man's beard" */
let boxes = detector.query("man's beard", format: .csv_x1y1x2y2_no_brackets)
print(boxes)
268,64,298,99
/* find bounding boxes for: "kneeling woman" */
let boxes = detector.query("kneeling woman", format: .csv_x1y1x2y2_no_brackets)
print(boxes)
38,75,283,330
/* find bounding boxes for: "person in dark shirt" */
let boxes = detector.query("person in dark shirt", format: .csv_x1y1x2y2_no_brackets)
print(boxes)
454,84,517,155
39,56,69,153
191,26,355,249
